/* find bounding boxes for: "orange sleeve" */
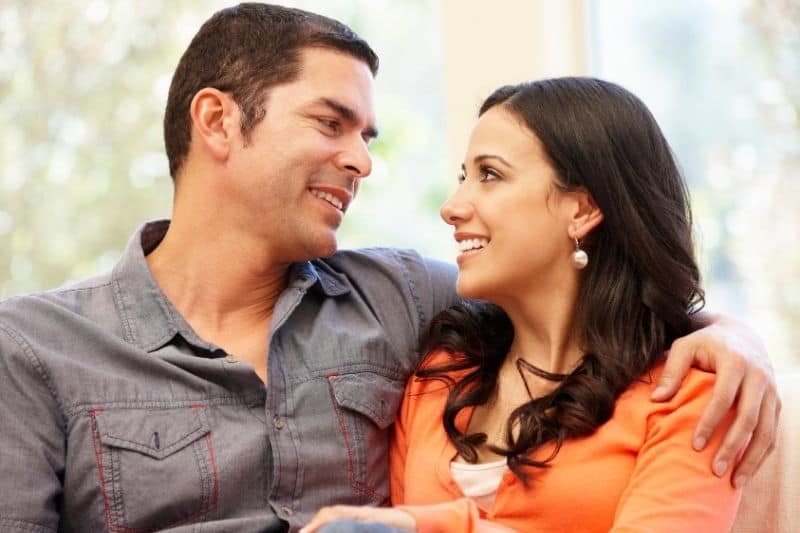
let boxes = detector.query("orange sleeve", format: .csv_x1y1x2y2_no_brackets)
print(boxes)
388,377,411,506
610,370,742,532
397,500,481,533
389,367,482,533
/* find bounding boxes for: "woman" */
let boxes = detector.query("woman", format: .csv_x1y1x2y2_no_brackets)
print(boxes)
303,77,741,532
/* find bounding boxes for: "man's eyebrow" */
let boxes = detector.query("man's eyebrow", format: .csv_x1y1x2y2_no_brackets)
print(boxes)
473,154,514,168
316,97,378,140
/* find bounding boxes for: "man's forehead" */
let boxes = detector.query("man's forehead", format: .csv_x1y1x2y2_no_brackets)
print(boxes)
290,49,374,95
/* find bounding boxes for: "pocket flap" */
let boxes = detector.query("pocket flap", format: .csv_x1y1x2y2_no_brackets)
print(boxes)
95,407,210,460
329,372,404,430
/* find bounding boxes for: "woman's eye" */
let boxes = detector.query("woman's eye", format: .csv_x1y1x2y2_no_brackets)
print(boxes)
458,167,501,184
480,167,501,182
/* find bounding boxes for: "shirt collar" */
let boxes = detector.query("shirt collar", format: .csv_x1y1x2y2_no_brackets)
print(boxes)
111,220,211,352
111,220,351,352
292,260,351,297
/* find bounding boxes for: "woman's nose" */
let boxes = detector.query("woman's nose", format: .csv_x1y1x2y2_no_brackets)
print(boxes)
440,191,472,225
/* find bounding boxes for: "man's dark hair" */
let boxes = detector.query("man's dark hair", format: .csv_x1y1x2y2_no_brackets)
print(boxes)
417,77,704,485
163,3,379,178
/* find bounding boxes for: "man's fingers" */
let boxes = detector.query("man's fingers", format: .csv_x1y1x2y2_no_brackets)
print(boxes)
652,339,697,401
300,510,331,533
730,388,780,488
300,506,347,533
692,361,747,451
706,367,765,477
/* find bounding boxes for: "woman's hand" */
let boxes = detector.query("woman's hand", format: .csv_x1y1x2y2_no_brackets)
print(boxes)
301,505,417,533
651,313,780,488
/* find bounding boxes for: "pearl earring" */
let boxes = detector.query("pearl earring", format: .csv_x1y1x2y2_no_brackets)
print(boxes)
571,237,588,269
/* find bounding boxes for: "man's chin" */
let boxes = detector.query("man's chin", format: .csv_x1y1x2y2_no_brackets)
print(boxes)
306,234,338,260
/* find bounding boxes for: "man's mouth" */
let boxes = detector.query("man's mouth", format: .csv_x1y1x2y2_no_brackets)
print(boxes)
309,188,347,212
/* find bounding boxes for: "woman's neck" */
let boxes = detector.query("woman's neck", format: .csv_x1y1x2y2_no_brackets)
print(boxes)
498,275,584,376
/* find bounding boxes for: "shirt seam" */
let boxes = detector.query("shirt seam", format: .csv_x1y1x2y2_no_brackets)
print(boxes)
392,249,426,331
0,516,56,533
63,394,264,418
0,324,68,434
281,363,407,385
112,278,137,345
42,281,112,295
0,283,112,308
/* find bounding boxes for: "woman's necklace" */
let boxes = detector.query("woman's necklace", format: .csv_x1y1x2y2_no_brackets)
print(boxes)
491,357,571,446
514,357,570,399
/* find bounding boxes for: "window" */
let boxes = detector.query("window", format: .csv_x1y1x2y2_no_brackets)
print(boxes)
0,0,450,293
591,0,799,368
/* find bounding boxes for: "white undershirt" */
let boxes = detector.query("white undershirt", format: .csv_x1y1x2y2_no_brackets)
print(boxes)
450,459,507,510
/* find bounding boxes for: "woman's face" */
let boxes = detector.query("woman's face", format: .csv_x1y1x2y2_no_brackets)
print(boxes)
440,106,577,303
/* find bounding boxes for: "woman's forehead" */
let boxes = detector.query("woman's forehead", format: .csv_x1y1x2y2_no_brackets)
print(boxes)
465,107,546,166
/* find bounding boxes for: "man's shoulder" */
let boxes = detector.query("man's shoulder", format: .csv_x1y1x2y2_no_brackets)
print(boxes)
315,247,458,325
324,246,422,268
321,247,456,284
617,359,717,422
0,271,115,337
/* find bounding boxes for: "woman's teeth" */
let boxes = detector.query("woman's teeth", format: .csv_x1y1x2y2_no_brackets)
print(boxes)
310,189,343,210
458,238,489,252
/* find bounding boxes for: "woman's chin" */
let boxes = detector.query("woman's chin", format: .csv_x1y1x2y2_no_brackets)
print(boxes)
455,276,494,301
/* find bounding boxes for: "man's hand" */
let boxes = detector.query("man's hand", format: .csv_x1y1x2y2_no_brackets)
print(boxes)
651,313,780,489
301,505,416,533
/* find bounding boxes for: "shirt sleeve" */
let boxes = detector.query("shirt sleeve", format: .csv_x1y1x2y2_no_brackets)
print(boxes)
610,370,742,532
421,256,460,317
394,250,459,329
389,374,481,533
0,325,64,532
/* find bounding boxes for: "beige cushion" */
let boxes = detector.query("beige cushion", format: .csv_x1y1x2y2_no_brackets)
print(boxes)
731,372,800,533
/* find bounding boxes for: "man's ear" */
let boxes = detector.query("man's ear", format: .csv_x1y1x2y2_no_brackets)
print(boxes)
567,188,604,240
189,88,238,163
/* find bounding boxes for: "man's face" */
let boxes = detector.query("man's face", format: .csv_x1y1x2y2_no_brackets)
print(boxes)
225,47,377,262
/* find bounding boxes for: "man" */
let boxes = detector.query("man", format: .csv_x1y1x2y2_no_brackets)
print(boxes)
0,4,779,532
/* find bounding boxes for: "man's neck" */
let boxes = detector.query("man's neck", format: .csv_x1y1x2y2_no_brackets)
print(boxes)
145,217,290,334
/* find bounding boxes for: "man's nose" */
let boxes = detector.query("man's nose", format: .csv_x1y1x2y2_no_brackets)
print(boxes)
335,136,372,178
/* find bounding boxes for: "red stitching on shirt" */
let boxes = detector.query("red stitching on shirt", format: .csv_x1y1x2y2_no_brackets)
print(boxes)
325,374,382,502
205,433,220,508
89,408,116,530
88,406,219,532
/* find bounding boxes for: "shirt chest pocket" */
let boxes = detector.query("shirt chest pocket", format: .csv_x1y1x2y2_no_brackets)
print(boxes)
89,406,218,532
327,372,404,503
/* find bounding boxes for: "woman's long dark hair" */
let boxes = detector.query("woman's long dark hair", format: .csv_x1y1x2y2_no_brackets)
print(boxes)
418,77,705,484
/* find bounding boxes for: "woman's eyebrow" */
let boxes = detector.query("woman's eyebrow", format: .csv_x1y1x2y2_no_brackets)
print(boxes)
473,154,514,169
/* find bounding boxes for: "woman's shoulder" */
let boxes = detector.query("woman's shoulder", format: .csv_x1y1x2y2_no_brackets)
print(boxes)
619,358,717,417
405,349,472,395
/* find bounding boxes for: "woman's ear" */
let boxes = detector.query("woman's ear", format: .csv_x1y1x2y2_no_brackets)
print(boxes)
189,88,238,163
568,188,604,240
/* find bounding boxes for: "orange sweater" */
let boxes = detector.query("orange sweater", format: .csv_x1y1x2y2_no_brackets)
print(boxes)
390,351,741,532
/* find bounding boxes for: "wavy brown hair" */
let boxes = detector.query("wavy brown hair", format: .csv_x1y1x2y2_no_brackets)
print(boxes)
417,77,705,484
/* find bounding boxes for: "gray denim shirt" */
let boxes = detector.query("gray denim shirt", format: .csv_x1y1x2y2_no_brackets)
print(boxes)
0,220,458,532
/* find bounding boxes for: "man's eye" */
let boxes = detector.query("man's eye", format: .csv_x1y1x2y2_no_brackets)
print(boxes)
318,118,341,134
457,171,466,184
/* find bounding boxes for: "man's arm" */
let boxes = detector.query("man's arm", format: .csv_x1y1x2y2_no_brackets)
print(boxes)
650,311,780,488
0,324,64,532
419,256,460,319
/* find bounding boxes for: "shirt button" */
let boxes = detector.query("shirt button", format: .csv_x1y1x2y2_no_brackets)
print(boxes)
281,506,293,517
273,415,284,429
